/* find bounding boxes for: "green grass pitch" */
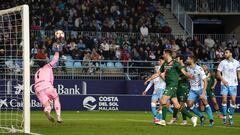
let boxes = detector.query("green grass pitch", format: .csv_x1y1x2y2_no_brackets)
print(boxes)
26,111,240,135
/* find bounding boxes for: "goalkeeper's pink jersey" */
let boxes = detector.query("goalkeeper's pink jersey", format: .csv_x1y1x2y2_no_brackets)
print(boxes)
34,52,59,92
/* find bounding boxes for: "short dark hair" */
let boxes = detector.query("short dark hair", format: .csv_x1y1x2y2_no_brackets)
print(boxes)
163,49,172,56
159,56,164,60
37,60,47,68
225,48,233,53
176,54,184,61
188,54,197,62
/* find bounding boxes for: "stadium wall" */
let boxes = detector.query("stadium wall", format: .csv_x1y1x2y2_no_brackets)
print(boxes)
0,80,239,111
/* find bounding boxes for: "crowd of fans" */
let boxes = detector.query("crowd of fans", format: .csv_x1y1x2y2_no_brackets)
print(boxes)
0,0,171,33
0,0,239,69
32,31,240,64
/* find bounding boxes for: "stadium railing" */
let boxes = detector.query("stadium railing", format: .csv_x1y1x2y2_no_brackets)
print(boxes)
171,0,193,37
29,59,220,80
31,30,236,45
177,0,240,13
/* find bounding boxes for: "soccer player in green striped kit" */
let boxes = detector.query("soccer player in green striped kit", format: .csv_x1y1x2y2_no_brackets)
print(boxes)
145,49,197,126
200,65,223,119
167,55,190,125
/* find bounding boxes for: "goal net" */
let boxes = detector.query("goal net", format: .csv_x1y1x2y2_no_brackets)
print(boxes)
0,5,30,133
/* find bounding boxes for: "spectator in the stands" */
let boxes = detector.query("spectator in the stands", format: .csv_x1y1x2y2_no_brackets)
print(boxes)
115,46,121,60
100,39,110,59
91,48,101,61
161,22,172,33
140,24,149,37
204,34,215,49
77,39,86,51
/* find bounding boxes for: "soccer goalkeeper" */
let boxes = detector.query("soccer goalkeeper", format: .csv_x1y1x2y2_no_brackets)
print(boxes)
34,33,63,123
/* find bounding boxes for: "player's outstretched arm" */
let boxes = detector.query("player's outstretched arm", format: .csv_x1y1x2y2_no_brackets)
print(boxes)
181,68,194,79
49,51,59,67
142,81,153,95
144,71,161,85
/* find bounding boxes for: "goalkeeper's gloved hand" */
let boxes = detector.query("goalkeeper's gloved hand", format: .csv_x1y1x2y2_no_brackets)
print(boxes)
52,44,62,52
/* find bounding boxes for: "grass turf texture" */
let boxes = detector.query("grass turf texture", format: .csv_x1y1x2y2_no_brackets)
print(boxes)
17,111,240,135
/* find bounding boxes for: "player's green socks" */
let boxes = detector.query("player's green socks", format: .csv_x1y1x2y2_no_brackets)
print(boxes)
173,108,178,118
182,112,187,120
162,105,168,120
180,106,192,118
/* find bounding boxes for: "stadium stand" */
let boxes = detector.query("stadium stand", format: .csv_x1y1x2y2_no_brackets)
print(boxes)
0,0,239,80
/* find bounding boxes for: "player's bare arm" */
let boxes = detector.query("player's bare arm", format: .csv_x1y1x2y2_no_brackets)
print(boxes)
211,78,217,90
144,71,161,85
180,68,194,80
217,71,228,86
200,78,207,100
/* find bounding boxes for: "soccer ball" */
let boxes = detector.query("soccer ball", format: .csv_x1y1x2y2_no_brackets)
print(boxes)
55,30,64,39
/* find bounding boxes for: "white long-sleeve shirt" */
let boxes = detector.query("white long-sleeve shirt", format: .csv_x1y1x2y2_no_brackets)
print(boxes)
144,77,166,94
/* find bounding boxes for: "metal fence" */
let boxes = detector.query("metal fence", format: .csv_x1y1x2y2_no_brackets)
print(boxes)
30,59,157,80
194,33,236,44
28,59,220,80
1,58,220,80
31,30,237,46
178,0,240,13
171,0,193,37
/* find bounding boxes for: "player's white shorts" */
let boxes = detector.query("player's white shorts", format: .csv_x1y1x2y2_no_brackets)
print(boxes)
152,88,164,101
187,89,207,101
220,85,237,96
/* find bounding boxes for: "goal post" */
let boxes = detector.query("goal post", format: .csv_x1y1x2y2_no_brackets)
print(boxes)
23,5,30,134
0,4,30,133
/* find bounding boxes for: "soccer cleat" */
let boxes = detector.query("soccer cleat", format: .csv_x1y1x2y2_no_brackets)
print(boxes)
222,118,227,125
209,120,214,127
191,116,197,127
180,120,187,125
44,111,55,123
217,114,224,119
156,120,166,126
200,116,205,126
229,118,234,126
57,115,63,123
167,118,177,125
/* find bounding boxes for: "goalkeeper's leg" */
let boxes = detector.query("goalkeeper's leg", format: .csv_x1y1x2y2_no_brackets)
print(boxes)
36,91,55,123
48,88,62,123
54,96,62,123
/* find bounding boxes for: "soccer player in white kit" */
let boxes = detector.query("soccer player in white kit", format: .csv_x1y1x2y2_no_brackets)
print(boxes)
186,55,214,126
142,58,166,124
217,48,240,125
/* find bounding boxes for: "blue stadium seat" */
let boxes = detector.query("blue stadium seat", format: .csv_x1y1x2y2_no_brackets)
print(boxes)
65,61,73,68
74,61,81,68
66,55,73,60
107,62,114,68
115,62,123,68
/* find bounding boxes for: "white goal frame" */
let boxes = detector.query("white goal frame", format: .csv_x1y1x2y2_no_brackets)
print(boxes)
0,4,30,133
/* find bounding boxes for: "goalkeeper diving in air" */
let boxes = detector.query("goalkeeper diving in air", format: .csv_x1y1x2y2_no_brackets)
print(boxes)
34,30,64,123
